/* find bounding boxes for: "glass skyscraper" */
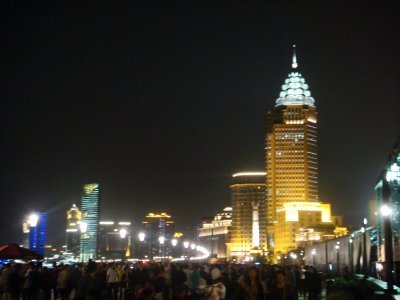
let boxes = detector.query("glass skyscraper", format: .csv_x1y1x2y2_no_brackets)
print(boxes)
80,183,100,261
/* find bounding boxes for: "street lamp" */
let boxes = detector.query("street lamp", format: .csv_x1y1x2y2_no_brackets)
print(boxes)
158,236,165,244
28,214,39,227
349,237,354,275
183,241,189,249
79,221,87,261
119,229,127,239
311,248,316,267
138,232,145,242
381,179,396,294
362,218,368,276
171,239,178,247
335,243,340,275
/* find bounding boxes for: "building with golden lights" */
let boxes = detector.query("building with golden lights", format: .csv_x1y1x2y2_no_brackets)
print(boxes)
66,203,82,257
198,207,232,258
141,212,175,259
265,47,318,249
228,172,267,257
98,220,132,259
273,202,347,254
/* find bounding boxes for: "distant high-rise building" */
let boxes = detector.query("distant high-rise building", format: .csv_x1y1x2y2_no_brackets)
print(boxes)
198,207,232,258
141,213,175,259
228,172,267,257
266,46,318,249
98,220,132,259
25,212,47,255
66,204,82,257
80,183,100,261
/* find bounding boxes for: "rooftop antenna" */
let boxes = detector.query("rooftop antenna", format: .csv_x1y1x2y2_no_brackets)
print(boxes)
292,45,298,69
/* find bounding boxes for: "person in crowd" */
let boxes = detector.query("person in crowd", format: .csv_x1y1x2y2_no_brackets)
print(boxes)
76,260,102,300
309,268,322,300
241,267,264,300
106,263,119,300
269,270,290,300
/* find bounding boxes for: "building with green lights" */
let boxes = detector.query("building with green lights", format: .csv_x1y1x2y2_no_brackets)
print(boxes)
80,183,100,261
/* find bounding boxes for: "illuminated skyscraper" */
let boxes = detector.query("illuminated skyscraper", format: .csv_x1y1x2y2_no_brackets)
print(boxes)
66,204,82,257
266,46,318,248
26,212,47,255
141,213,175,259
228,172,267,257
80,183,100,261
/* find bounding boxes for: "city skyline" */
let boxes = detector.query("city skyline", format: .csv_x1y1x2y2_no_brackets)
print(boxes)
1,2,399,245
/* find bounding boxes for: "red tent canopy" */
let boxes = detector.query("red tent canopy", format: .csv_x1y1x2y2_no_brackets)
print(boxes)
0,243,44,260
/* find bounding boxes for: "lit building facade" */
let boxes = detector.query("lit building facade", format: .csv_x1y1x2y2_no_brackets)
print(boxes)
228,172,267,257
98,221,132,259
198,207,232,258
25,212,47,255
80,183,100,261
141,213,175,259
66,204,82,257
274,202,347,254
266,46,318,249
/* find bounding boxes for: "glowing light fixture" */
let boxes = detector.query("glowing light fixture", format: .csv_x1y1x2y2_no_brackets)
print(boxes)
28,214,39,227
79,221,88,233
119,229,127,239
381,204,392,217
232,172,266,178
138,232,145,241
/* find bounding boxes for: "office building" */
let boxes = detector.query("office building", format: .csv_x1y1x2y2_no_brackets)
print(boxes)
265,46,318,249
98,221,132,259
228,172,267,257
274,202,347,254
80,183,100,261
140,212,175,259
66,204,82,257
25,212,47,255
198,207,232,258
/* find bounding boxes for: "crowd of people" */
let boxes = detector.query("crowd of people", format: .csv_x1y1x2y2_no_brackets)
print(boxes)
0,261,323,300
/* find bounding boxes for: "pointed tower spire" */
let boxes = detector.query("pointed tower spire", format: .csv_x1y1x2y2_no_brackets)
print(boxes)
291,44,298,69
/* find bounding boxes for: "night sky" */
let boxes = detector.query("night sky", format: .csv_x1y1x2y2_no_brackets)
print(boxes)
1,2,399,245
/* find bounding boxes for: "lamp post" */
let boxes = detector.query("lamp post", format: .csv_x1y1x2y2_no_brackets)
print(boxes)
311,248,316,267
183,241,189,259
335,243,340,276
349,236,354,275
361,218,368,277
159,236,165,259
381,178,396,294
137,232,145,259
79,221,88,262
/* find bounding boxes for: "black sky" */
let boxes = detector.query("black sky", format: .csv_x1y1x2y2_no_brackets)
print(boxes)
1,1,399,245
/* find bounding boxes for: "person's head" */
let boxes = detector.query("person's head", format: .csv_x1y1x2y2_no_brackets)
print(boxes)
244,267,259,285
276,270,286,284
86,261,97,276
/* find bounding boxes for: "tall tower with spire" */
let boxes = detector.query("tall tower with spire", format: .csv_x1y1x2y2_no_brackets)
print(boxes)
265,46,318,249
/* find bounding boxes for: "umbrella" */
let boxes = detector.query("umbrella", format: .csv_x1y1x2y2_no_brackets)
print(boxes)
0,243,44,260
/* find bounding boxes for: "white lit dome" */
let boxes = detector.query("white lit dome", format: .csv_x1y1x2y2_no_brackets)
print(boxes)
275,45,315,107
275,71,315,107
